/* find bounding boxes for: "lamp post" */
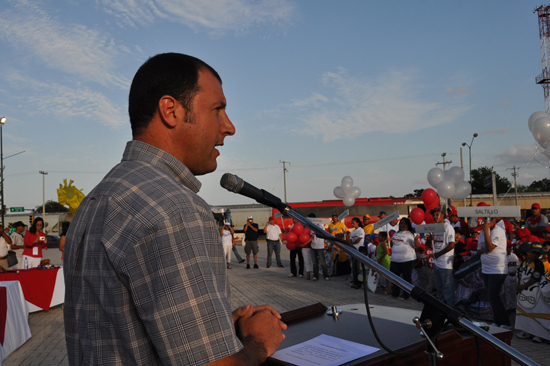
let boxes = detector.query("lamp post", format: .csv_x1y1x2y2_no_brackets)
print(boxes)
462,133,479,206
39,171,48,221
0,116,6,228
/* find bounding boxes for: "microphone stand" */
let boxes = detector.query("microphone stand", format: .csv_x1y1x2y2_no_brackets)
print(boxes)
280,206,539,366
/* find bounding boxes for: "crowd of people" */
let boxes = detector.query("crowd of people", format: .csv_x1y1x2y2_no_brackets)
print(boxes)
227,202,550,344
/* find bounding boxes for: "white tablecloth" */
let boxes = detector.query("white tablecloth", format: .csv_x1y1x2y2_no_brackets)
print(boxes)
0,281,32,365
26,267,64,313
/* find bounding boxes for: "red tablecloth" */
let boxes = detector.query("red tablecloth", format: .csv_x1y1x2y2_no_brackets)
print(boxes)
0,268,60,311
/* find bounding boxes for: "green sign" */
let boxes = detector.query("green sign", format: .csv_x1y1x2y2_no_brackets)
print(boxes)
9,207,24,213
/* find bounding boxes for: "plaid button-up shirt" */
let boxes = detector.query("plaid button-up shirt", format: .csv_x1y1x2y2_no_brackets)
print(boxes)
64,140,242,365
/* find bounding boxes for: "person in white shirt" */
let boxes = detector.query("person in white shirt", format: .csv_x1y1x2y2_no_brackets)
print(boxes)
220,221,234,269
307,213,329,281
0,224,13,271
263,217,283,268
477,217,511,328
504,241,519,314
8,221,26,270
431,207,456,307
389,217,422,299
347,217,365,289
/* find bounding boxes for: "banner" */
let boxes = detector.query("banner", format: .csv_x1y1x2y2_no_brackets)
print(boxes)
516,273,550,341
454,256,507,321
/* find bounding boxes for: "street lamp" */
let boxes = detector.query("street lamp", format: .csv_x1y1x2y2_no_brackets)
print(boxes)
462,132,479,206
1,116,6,228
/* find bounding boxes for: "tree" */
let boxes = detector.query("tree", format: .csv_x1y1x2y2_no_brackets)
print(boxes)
470,166,511,195
404,189,425,198
528,178,550,192
34,200,70,213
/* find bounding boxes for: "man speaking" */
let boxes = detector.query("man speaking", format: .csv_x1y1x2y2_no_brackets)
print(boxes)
64,53,286,365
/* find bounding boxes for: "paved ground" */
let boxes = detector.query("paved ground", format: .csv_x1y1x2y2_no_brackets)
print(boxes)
3,243,548,365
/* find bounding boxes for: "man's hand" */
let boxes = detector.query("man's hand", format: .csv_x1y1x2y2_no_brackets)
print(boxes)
237,306,287,362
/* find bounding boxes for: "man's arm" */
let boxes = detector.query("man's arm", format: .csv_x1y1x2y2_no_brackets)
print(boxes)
263,223,269,234
434,241,455,259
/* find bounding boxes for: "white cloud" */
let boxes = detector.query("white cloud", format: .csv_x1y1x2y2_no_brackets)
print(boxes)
99,0,296,34
0,1,129,89
291,69,472,142
5,72,127,129
445,86,474,95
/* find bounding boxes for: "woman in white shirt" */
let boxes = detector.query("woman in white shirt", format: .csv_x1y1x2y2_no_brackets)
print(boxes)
220,222,234,269
389,217,422,300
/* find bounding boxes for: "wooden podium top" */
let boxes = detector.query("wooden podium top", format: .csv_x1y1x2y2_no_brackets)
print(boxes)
265,303,512,366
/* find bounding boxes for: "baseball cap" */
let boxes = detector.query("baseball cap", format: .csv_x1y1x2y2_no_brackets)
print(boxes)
532,203,541,210
528,235,540,244
247,216,253,220
268,216,274,221
379,211,386,216
363,214,370,219
224,221,230,225
506,240,514,247
449,208,458,216
530,241,543,253
477,202,489,207
13,221,25,228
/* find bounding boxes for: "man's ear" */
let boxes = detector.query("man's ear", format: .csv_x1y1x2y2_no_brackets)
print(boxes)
157,95,187,128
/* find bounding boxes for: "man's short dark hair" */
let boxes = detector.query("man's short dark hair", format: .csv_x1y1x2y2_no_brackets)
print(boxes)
128,53,221,137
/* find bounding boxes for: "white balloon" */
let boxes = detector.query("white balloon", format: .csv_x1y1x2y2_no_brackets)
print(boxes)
445,166,465,185
437,180,456,199
427,167,445,188
350,187,361,198
451,181,472,200
544,149,550,159
529,111,548,131
532,116,550,144
340,176,353,194
333,186,345,199
343,194,355,207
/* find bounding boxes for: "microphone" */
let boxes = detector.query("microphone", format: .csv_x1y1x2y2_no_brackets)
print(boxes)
220,173,290,213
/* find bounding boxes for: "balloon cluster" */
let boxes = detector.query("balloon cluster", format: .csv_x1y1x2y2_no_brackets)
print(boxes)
285,223,311,251
426,166,471,200
528,112,550,158
333,176,361,206
409,190,438,225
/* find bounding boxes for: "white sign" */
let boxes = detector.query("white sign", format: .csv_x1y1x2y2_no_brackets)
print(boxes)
415,223,445,233
338,209,349,222
457,206,520,218
373,211,400,230
309,218,331,226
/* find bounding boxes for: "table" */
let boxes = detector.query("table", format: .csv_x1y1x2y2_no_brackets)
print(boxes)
267,303,512,366
0,281,32,365
0,267,64,312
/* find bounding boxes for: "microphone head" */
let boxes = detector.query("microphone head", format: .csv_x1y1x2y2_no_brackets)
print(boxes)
220,173,243,193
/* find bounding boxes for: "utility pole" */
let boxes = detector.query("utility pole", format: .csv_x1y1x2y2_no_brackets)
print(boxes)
39,171,48,219
507,166,520,207
460,147,466,208
280,161,290,203
435,152,452,171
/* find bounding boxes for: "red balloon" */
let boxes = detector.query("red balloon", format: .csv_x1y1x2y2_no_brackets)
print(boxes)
298,232,310,244
421,188,439,208
286,242,296,251
410,208,425,225
302,228,311,236
292,223,304,235
286,232,297,242
424,212,435,224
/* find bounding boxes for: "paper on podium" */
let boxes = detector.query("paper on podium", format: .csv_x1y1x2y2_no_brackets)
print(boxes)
271,334,379,366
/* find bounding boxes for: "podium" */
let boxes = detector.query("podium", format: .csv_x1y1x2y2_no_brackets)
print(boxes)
265,303,512,366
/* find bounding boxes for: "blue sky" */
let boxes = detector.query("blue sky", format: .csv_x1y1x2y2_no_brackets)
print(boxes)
0,0,549,210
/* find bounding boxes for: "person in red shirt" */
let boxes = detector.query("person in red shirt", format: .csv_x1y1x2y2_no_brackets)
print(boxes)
448,207,470,238
525,203,548,240
23,217,48,268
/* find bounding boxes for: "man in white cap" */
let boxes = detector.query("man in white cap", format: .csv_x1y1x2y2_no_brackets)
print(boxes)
244,215,260,269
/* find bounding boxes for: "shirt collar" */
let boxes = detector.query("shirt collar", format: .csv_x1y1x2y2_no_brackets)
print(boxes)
122,140,202,193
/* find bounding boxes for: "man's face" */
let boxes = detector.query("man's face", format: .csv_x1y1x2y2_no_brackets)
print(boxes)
390,219,399,226
363,217,369,225
433,212,444,223
449,215,459,224
472,232,479,240
379,214,387,220
332,216,338,224
248,219,253,224
175,69,235,175
16,226,24,234
530,251,541,261
533,207,541,216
